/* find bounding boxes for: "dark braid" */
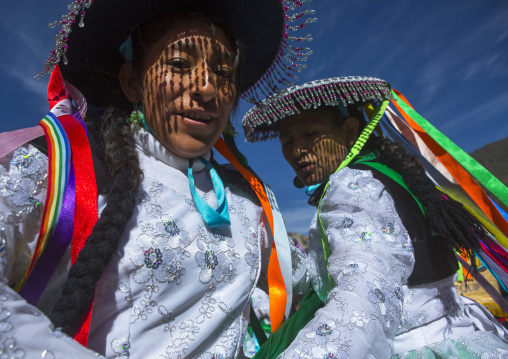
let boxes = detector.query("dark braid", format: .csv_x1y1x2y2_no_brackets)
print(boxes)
367,137,485,270
49,108,142,335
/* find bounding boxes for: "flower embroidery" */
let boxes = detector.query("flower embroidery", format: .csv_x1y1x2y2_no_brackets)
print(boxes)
341,217,354,229
305,320,340,346
350,310,370,327
381,223,394,235
157,216,190,246
130,233,177,284
195,240,228,284
111,338,130,358
11,178,42,210
244,240,259,282
341,259,367,277
310,342,349,359
347,181,359,190
178,320,200,341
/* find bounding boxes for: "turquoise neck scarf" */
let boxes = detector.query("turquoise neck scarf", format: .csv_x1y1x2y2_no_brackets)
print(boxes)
188,156,231,228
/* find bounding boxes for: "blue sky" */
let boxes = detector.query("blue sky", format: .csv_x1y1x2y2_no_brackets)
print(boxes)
1,0,507,233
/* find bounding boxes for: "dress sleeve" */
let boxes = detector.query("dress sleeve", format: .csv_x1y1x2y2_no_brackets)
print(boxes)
0,144,103,358
279,167,415,359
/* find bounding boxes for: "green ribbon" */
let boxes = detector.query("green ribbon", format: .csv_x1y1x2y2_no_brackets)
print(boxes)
391,90,508,207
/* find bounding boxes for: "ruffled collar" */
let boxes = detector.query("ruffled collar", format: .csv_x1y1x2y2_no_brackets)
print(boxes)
133,128,210,173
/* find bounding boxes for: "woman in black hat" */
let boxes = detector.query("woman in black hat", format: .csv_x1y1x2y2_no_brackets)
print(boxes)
0,0,315,357
242,76,508,358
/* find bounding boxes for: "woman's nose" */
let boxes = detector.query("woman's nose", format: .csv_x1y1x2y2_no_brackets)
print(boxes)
191,63,217,102
291,145,303,157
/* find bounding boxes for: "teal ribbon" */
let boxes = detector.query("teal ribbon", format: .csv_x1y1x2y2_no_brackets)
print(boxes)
188,157,231,228
305,182,323,196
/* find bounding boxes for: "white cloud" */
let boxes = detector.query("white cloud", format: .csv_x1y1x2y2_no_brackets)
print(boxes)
440,90,508,133
0,63,47,98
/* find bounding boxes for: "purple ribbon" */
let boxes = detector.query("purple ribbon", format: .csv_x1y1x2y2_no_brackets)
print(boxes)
19,166,76,305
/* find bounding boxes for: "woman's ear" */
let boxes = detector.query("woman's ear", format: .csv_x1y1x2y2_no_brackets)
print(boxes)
119,62,141,103
344,116,360,147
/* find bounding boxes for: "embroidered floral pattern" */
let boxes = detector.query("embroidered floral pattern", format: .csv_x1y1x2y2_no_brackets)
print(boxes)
130,234,177,284
195,240,228,283
111,338,130,358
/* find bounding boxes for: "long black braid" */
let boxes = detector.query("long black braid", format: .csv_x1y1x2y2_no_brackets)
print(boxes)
361,122,486,271
49,109,142,335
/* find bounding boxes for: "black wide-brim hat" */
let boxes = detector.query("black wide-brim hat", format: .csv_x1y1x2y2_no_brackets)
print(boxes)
42,0,316,108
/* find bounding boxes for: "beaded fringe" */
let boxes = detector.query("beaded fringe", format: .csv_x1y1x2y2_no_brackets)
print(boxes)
240,0,317,104
36,0,94,80
242,76,392,142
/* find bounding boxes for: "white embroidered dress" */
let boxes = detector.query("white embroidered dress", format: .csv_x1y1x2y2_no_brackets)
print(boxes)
279,167,508,359
0,129,271,358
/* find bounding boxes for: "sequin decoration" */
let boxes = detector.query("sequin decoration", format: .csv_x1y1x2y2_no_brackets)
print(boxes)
381,223,394,235
12,154,33,169
401,243,412,252
213,232,225,241
323,354,338,359
144,248,163,269
347,181,359,190
360,232,372,242
163,220,181,236
342,217,354,229
316,323,333,337
205,250,219,270
212,355,225,359
111,338,130,358
374,289,385,302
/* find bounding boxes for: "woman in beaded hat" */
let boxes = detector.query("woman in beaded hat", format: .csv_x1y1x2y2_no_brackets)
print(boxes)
242,76,508,358
0,0,316,357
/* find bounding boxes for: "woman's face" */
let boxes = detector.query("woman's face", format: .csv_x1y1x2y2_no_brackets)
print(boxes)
279,107,359,186
131,15,238,158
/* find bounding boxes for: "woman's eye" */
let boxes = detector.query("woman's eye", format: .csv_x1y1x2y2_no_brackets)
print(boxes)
167,58,190,69
215,66,233,79
280,138,292,146
305,131,317,137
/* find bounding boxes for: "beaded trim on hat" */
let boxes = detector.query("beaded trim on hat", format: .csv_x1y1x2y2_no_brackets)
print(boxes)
240,0,317,104
35,0,316,102
35,0,94,80
242,76,392,142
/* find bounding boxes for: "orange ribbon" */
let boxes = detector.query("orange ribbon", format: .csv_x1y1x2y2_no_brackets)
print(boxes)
214,137,286,332
391,90,508,238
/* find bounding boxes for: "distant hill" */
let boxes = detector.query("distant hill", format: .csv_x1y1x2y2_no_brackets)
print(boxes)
287,136,508,247
470,136,508,212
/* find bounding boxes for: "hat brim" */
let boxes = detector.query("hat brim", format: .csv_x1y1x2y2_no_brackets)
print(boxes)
60,0,284,107
242,76,393,142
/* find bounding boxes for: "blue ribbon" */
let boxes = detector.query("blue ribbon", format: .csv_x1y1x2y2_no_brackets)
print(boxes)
188,157,231,228
305,182,323,196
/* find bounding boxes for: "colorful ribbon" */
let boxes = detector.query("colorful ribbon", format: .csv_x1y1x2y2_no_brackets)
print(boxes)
14,112,71,293
188,156,231,228
214,137,288,332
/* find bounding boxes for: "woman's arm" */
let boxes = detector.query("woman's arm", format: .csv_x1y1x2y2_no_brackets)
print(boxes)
0,144,103,358
279,167,415,358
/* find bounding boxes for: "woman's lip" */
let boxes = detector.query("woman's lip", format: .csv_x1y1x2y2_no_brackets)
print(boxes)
175,112,218,126
297,162,315,173
175,110,218,119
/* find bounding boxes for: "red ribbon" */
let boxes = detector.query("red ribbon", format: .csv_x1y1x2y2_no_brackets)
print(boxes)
47,66,98,346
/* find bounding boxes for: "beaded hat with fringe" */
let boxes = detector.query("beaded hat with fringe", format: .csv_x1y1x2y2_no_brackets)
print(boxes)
36,0,316,107
242,76,392,142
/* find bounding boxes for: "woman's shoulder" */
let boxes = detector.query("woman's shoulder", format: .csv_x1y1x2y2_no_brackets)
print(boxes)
327,166,386,197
